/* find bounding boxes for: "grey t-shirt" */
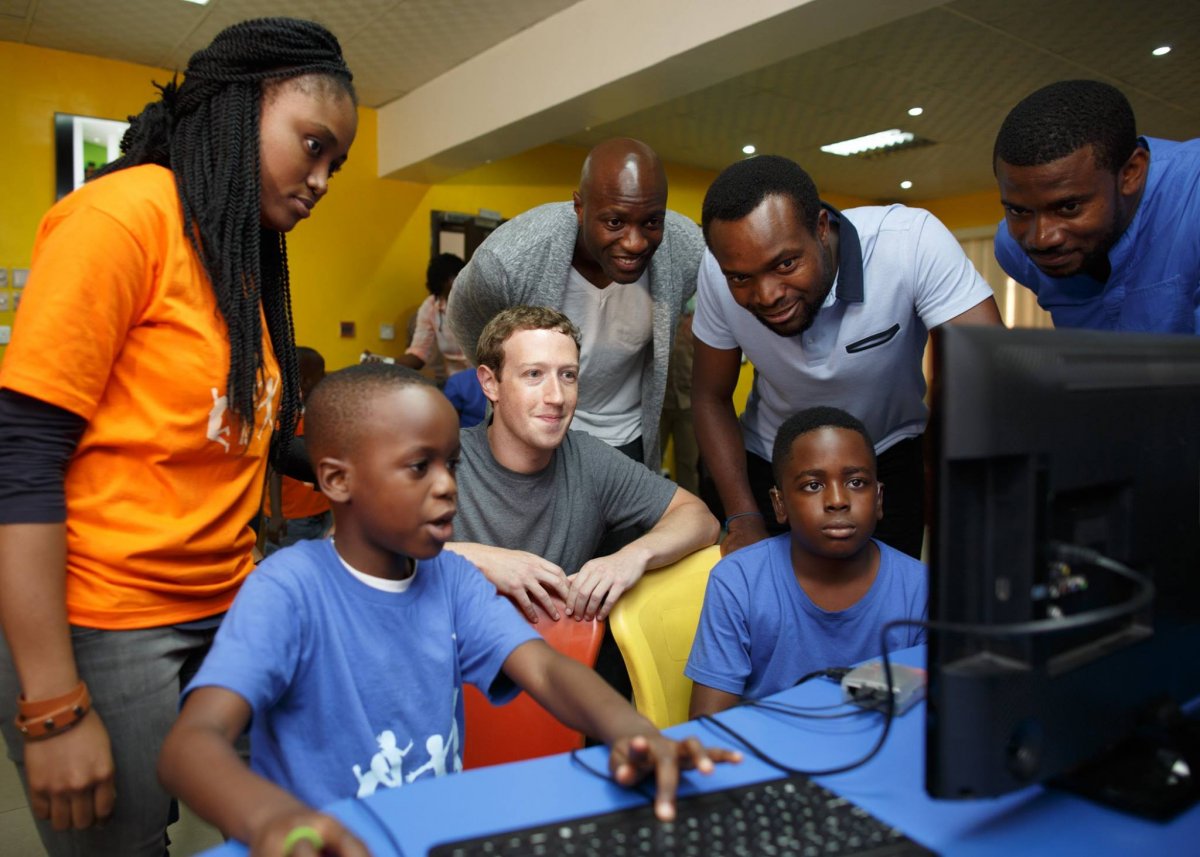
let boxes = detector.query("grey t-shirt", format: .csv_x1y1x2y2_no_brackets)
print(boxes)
453,423,678,574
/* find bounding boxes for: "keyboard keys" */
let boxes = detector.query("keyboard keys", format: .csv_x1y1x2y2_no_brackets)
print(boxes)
429,774,935,856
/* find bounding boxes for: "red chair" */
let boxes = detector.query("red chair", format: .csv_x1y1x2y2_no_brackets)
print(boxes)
463,596,605,769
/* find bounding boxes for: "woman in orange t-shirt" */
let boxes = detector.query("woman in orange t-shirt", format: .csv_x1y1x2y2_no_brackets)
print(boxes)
0,18,357,857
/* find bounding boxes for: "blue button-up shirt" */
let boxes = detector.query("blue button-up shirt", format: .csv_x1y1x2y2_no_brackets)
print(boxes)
995,136,1200,333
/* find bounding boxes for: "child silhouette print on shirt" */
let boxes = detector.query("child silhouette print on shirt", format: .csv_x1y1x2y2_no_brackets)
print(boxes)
352,730,413,798
405,688,464,783
351,688,463,797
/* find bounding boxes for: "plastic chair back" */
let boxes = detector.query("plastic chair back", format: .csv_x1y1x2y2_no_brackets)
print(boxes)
609,545,721,729
463,595,604,769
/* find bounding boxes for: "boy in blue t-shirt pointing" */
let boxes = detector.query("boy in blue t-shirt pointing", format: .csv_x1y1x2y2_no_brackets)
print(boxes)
160,364,738,856
687,406,927,718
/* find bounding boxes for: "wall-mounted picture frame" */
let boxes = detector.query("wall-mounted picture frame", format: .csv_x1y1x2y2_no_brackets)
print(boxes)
53,113,130,200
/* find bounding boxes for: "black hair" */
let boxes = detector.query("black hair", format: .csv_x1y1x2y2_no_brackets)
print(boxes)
426,253,466,296
993,80,1137,174
296,345,324,367
702,155,821,241
772,406,875,483
306,363,437,460
94,17,355,465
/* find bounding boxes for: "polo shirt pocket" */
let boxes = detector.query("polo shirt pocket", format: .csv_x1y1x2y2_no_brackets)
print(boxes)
845,323,901,354
1117,275,1190,333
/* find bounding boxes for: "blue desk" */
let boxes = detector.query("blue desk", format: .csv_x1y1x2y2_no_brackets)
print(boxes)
202,647,1200,855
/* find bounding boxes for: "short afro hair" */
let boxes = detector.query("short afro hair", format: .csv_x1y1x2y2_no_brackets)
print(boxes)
306,363,437,459
426,252,466,296
702,155,821,242
772,406,875,484
993,80,1137,174
475,306,581,376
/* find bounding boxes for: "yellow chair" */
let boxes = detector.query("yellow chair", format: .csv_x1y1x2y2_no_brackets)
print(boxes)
609,545,722,729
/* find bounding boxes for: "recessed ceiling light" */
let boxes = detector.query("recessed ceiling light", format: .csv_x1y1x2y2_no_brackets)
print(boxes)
821,129,916,157
742,144,756,155
180,0,211,5
900,180,913,190
1152,46,1172,56
907,107,924,117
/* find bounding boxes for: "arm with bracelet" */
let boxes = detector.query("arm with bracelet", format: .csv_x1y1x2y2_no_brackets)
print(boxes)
0,390,115,831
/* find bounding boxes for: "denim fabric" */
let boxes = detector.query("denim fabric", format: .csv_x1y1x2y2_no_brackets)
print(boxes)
0,623,217,857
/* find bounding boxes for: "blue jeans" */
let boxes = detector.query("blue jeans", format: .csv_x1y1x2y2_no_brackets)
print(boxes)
0,623,217,857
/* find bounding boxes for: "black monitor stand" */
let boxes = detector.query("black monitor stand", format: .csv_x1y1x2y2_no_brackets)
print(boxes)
1051,699,1200,821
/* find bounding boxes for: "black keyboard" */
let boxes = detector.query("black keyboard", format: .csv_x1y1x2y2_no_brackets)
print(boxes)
428,774,936,856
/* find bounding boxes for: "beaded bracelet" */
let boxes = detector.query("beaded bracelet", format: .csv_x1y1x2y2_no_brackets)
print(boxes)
15,681,91,741
723,510,764,528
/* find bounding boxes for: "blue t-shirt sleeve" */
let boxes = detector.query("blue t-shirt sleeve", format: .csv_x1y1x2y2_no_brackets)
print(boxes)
447,552,540,704
684,558,753,696
879,543,929,650
184,568,303,714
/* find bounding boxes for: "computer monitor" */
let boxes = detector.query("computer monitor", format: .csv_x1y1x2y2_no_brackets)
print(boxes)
926,325,1200,818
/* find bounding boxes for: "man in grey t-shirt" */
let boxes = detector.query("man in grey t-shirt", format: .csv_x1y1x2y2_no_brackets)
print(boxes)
448,307,718,624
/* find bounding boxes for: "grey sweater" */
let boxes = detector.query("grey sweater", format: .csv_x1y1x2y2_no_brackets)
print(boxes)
446,202,704,466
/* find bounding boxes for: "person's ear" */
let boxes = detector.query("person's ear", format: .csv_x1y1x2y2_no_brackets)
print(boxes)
815,206,830,247
875,480,884,523
1118,146,1149,198
769,486,788,526
317,456,352,503
572,190,584,223
478,365,500,404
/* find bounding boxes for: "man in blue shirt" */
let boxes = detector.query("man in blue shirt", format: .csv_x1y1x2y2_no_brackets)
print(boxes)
993,79,1200,333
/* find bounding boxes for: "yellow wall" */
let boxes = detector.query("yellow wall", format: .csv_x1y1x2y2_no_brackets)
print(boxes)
0,40,942,373
912,188,1001,233
0,42,721,370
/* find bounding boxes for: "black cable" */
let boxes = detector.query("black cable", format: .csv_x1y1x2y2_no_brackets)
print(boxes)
698,683,896,778
696,542,1153,779
908,541,1154,640
749,699,874,721
569,748,656,804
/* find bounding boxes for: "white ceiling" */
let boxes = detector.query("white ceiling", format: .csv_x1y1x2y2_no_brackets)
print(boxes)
3,0,1197,200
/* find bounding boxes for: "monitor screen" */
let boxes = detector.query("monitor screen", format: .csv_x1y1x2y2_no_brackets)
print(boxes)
926,325,1200,817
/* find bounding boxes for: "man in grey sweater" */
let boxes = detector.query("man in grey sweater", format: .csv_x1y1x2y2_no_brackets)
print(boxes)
446,139,704,468
447,307,718,626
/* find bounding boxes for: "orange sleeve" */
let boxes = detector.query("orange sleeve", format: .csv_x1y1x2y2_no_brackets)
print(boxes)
0,197,154,420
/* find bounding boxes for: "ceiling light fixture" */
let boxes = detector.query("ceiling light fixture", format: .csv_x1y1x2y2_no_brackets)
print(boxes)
907,107,924,117
900,180,913,190
180,0,211,5
821,129,916,157
742,144,756,155
1152,46,1172,56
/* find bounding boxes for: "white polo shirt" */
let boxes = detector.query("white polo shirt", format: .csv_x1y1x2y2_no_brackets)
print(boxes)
693,204,994,460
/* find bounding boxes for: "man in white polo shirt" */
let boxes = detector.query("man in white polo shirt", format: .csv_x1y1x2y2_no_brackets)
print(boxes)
692,155,1001,559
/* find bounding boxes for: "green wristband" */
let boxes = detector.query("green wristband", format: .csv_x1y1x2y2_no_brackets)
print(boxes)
282,825,324,856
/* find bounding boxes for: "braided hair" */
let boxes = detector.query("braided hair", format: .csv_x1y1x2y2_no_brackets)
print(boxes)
94,17,355,463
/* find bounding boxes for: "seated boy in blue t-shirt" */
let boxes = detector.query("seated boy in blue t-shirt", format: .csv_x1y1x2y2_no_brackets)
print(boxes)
686,406,927,718
160,364,738,856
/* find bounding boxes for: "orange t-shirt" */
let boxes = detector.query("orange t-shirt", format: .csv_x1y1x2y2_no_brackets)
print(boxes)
0,165,280,629
264,415,331,520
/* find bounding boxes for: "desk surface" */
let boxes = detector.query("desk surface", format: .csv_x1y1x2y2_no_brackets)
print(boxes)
203,647,1200,856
